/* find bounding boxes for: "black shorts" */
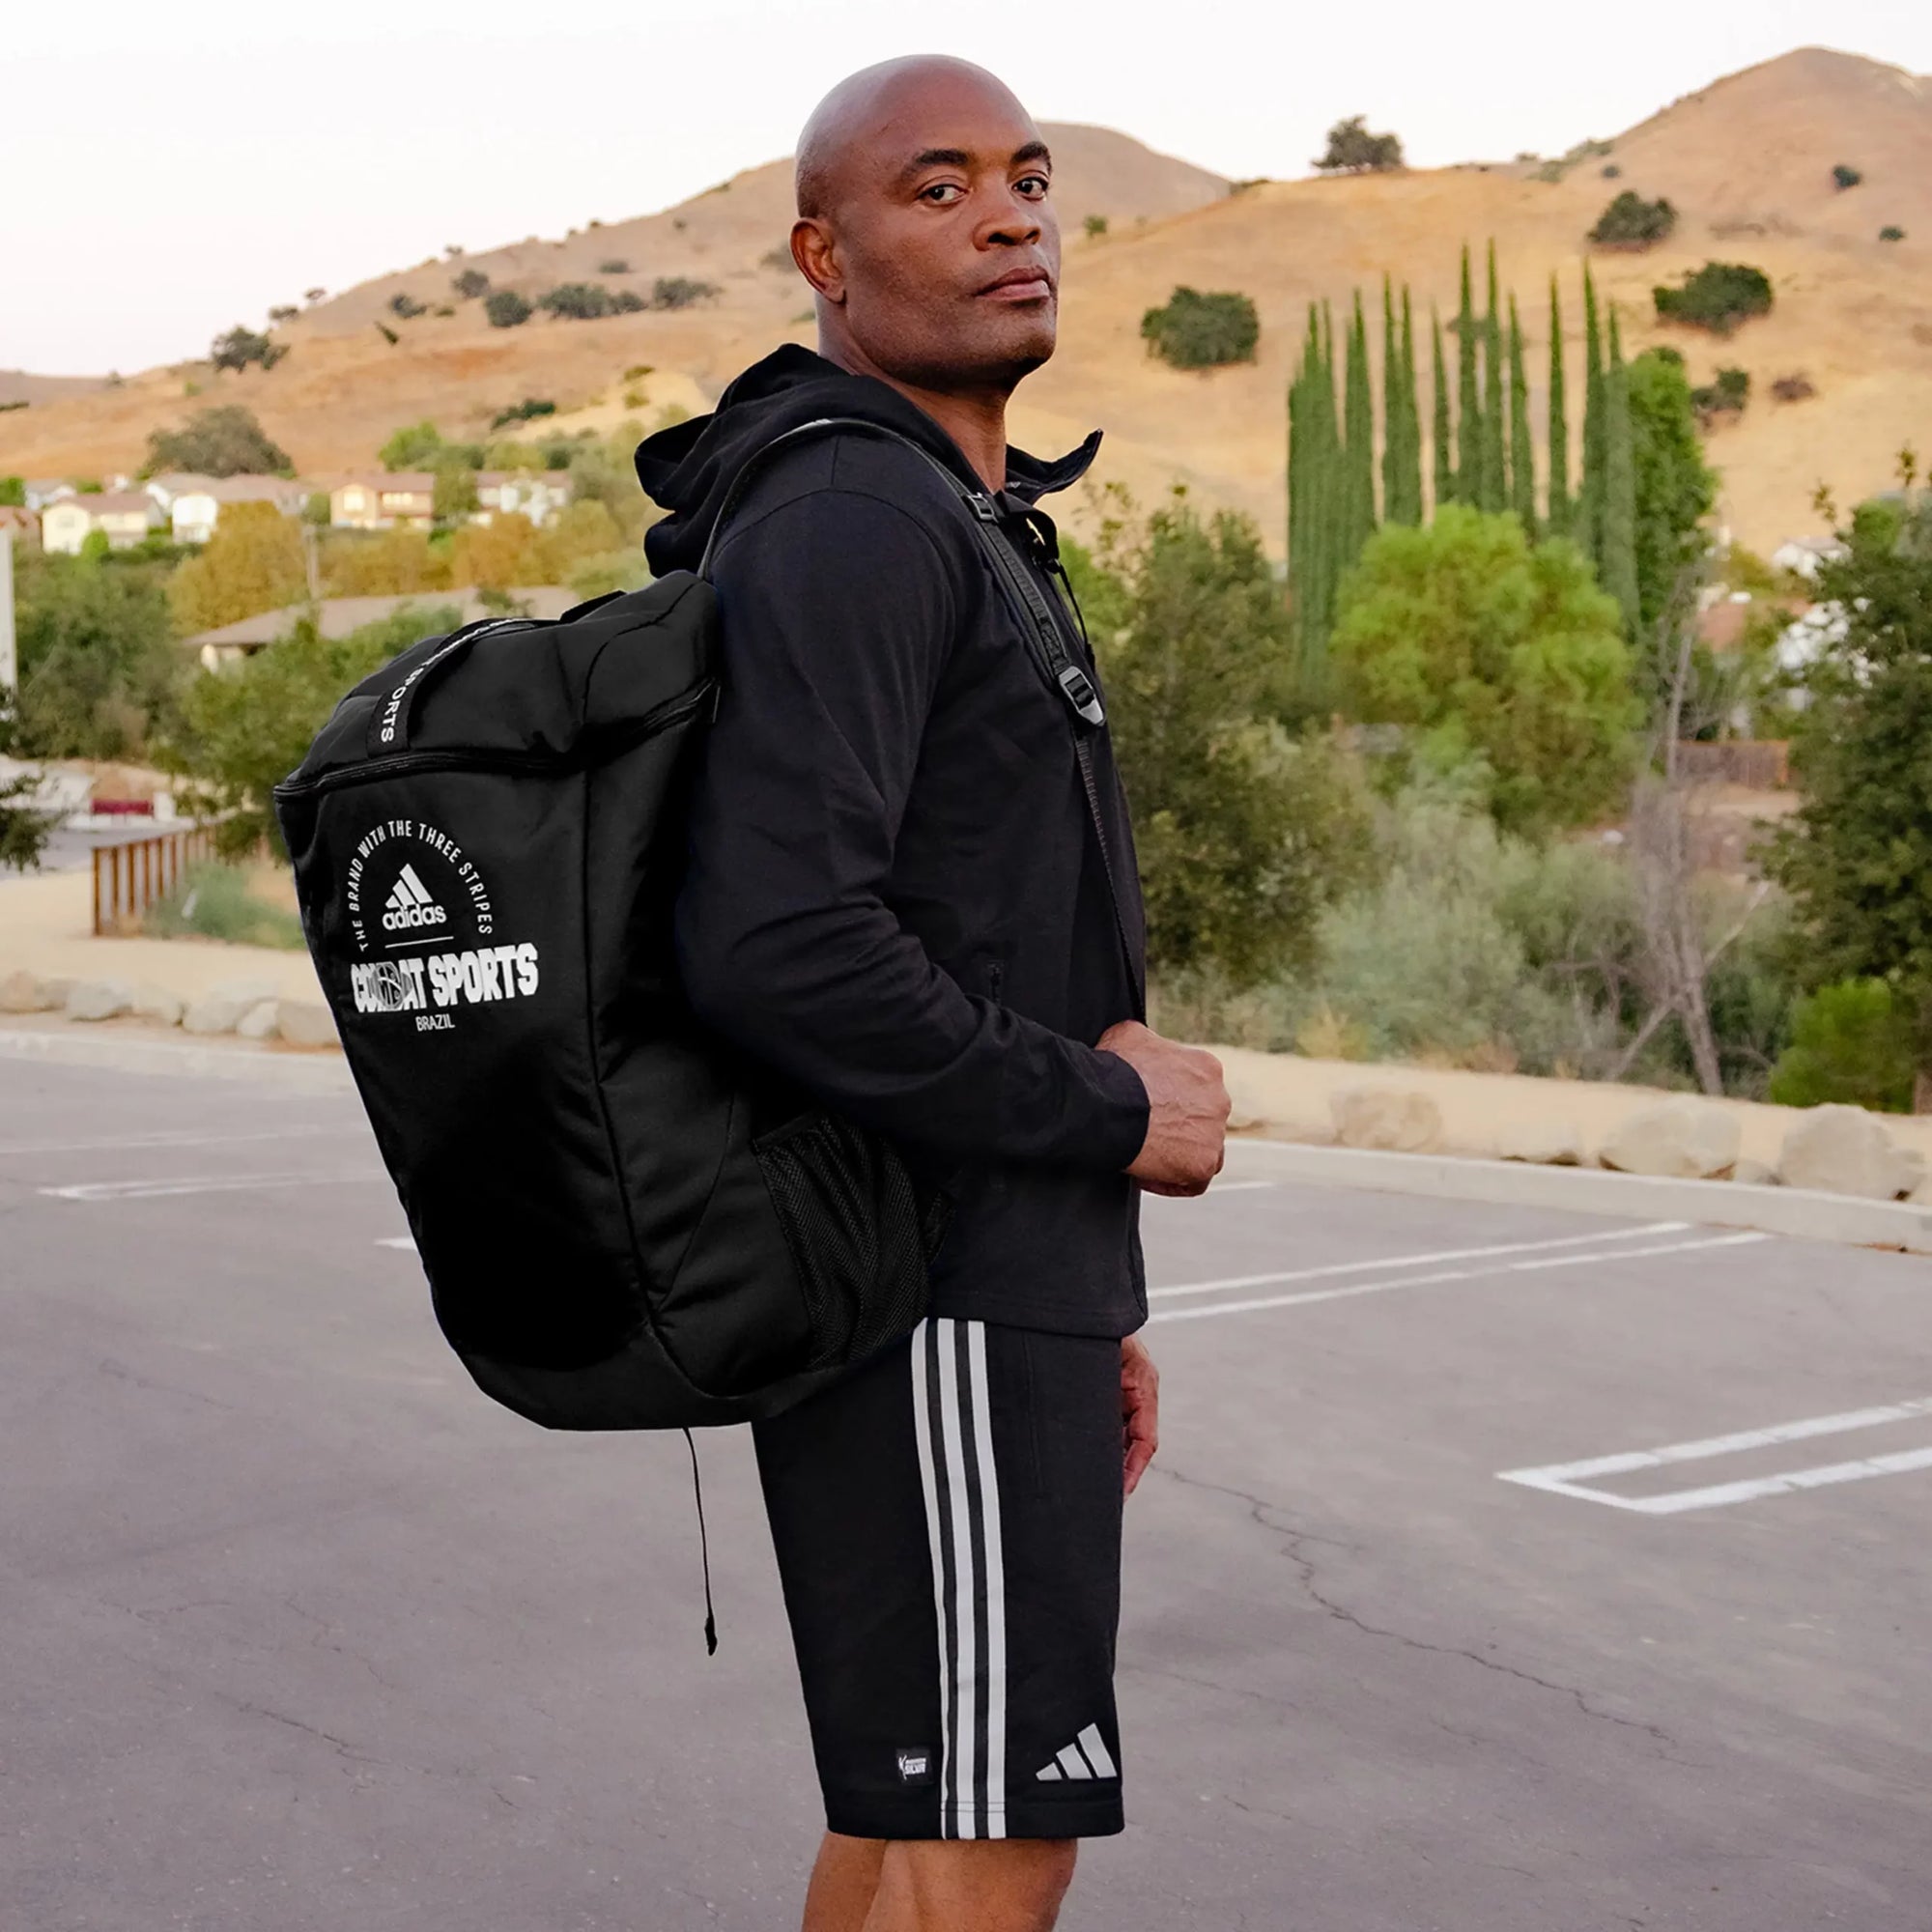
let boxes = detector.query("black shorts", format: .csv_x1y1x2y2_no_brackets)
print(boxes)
753,1316,1126,1841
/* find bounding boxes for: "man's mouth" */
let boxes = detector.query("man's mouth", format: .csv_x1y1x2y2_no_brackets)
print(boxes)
976,267,1054,303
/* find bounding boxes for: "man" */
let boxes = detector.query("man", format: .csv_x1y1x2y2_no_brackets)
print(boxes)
634,54,1230,1932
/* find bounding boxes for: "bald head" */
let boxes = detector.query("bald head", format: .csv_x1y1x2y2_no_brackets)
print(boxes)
787,56,1062,399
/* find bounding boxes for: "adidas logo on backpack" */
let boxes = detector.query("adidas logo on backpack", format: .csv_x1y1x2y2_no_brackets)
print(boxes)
381,864,445,932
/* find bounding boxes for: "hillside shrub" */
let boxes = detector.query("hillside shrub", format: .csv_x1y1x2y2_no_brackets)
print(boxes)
1313,116,1404,174
1833,164,1863,191
452,268,491,299
379,419,445,471
1141,287,1260,370
1771,373,1817,403
485,290,533,328
1880,226,1906,243
1654,262,1774,336
210,325,286,374
489,397,556,431
540,282,616,320
145,404,291,478
389,293,426,320
1589,190,1678,249
597,258,631,274
268,304,297,323
1690,366,1750,422
144,861,304,950
651,276,720,310
1767,979,1914,1112
1083,214,1108,239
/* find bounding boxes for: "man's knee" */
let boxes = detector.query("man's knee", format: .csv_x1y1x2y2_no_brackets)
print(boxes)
880,1837,1077,1932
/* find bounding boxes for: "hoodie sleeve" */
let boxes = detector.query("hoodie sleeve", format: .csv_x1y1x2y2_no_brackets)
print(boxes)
673,481,1150,1172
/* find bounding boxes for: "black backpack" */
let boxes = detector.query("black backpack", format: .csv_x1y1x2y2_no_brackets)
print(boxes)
273,417,1122,1435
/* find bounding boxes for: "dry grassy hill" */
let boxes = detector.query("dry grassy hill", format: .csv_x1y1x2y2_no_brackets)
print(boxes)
5,49,1929,558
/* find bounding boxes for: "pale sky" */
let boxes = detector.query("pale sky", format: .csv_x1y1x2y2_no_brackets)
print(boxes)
5,0,1927,374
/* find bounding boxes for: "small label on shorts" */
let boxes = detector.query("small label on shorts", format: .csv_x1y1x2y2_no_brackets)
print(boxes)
895,1746,935,1785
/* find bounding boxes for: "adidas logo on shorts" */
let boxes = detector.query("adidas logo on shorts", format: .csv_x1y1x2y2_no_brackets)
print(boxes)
1035,1723,1117,1782
381,864,445,933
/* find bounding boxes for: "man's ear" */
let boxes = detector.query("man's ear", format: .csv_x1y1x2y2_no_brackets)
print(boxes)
791,218,845,305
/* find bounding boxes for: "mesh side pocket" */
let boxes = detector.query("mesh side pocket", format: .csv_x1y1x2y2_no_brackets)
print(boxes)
751,1111,935,1370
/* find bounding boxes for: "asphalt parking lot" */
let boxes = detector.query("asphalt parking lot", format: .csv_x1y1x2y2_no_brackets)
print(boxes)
4,1052,1930,1931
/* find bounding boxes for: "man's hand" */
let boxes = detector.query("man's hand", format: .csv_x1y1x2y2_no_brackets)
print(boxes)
1096,1020,1230,1197
1121,1336,1159,1496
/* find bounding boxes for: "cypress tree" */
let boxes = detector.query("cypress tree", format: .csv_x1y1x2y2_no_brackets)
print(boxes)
1344,292,1377,557
1546,274,1571,539
1508,294,1536,537
1578,263,1606,564
1456,245,1481,505
1601,306,1641,635
1380,278,1404,527
1288,306,1329,672
1431,304,1453,516
1386,283,1423,525
1480,242,1506,513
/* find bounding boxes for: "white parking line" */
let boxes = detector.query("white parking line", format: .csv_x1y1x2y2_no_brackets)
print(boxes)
1149,1230,1767,1324
1499,1395,1932,1514
0,1125,359,1157
41,1170,384,1202
1151,1220,1690,1301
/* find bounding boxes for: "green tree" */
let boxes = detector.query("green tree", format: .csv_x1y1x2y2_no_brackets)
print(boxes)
1600,310,1642,635
168,501,307,634
1578,265,1606,563
1547,276,1571,537
1312,116,1405,174
209,326,286,375
1479,243,1506,514
1381,281,1423,526
145,405,292,477
1768,505,1932,1098
1141,286,1261,369
1455,247,1481,505
1627,346,1718,639
379,420,447,470
1431,306,1453,513
1588,192,1678,249
1331,502,1637,833
1768,980,1915,1113
1507,296,1536,535
1084,496,1372,980
11,552,183,759
1343,294,1377,555
1653,262,1774,336
0,476,26,507
1288,306,1341,679
484,290,533,328
168,606,459,855
433,463,479,524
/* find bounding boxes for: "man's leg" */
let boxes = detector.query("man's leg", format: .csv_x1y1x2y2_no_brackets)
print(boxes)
802,1833,886,1932
866,1839,1077,1932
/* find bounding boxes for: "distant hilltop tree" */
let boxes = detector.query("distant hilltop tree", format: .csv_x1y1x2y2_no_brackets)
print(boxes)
210,325,286,375
485,290,534,329
1589,190,1678,250
1653,261,1774,336
1314,116,1405,176
452,268,491,299
1833,163,1863,191
1142,286,1261,370
145,404,292,478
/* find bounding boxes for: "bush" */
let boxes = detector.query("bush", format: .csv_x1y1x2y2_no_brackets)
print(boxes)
1881,226,1906,243
267,304,297,324
484,290,533,328
650,276,720,310
597,258,631,274
1768,980,1914,1112
1589,190,1678,249
321,527,447,598
1331,504,1638,835
1653,262,1774,336
1140,287,1260,370
144,861,305,950
1833,164,1863,191
540,282,620,320
1313,116,1405,174
1771,373,1817,403
1083,214,1108,239
145,404,292,478
490,397,556,431
1690,366,1750,421
209,325,286,374
389,293,426,320
378,419,447,471
167,605,459,854
452,268,491,299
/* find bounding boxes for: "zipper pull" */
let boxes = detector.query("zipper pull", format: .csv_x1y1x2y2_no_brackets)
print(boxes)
965,492,1000,524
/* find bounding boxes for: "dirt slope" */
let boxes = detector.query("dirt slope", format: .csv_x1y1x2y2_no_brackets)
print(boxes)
4,50,1927,557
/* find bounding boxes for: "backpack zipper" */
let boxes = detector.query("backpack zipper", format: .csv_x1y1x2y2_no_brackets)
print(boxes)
273,683,715,801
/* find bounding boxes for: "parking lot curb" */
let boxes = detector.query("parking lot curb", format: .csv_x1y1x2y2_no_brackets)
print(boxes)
1228,1137,1932,1256
0,1024,355,1094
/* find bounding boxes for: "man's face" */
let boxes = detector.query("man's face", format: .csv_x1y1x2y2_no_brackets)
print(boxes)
807,79,1061,392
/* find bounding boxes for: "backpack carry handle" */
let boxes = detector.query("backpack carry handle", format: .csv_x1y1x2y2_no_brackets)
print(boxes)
363,616,536,758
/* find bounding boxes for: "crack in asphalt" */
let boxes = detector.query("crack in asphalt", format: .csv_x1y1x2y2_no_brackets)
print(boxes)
1149,1462,1690,1757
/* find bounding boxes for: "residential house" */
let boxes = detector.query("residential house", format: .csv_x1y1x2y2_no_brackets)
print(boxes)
330,474,436,530
153,473,308,544
473,471,572,527
41,492,161,554
23,479,74,512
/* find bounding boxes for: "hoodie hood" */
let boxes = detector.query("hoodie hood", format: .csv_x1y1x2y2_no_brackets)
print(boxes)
635,343,1102,578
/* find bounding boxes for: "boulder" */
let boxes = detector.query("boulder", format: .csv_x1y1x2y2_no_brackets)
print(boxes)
1731,1156,1777,1188
66,979,134,1022
130,983,184,1027
183,993,254,1036
1599,1099,1740,1179
0,969,61,1013
273,1000,339,1049
1777,1105,1928,1201
1496,1118,1584,1166
236,1000,280,1040
209,977,279,1008
1331,1086,1442,1153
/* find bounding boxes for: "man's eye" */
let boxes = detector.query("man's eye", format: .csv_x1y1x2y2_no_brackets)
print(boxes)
1017,174,1050,197
921,183,964,204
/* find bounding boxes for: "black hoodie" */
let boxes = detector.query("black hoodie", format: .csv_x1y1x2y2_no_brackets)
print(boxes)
636,345,1150,1339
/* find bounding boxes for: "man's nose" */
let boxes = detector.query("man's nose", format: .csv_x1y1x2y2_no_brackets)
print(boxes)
982,190,1042,247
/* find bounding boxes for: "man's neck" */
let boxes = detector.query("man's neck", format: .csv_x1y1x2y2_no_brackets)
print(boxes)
818,337,1009,494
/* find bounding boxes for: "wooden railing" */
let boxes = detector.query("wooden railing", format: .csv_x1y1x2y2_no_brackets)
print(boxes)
92,823,220,936
1672,740,1791,789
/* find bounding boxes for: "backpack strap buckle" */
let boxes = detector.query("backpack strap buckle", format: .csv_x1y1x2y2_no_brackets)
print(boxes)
1055,664,1106,727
